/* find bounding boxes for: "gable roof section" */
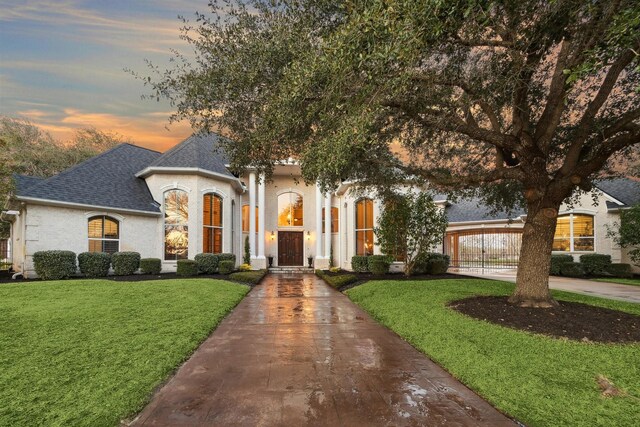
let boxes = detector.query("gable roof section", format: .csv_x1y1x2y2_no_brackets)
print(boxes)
444,197,526,223
138,133,235,179
13,174,45,194
18,144,162,214
594,178,640,208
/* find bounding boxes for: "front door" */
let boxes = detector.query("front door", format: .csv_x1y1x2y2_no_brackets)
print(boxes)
278,231,304,266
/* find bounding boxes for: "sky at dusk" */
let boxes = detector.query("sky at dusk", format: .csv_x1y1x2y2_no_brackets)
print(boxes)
0,0,211,152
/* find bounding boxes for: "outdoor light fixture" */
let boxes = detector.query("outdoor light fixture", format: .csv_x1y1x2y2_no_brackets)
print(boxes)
306,231,310,240
270,231,275,240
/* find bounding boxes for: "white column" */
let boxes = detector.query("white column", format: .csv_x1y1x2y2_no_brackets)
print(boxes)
324,192,332,259
249,172,256,260
315,185,323,259
257,174,266,259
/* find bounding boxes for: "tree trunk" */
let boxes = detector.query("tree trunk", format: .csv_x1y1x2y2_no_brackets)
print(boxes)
509,202,560,308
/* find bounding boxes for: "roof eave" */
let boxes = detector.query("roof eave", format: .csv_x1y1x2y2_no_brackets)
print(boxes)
136,167,243,191
15,196,162,216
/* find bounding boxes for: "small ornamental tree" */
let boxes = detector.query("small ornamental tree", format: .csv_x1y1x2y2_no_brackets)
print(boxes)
611,204,640,266
243,235,251,265
375,192,447,276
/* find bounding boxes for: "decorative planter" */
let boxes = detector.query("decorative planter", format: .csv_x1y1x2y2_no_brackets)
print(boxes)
307,256,313,268
268,256,274,267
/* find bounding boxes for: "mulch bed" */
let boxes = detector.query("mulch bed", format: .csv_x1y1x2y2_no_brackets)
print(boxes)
449,296,640,343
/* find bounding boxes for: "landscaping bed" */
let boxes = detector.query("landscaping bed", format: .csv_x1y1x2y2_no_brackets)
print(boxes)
449,295,640,343
347,279,640,426
0,278,248,427
317,268,478,291
228,269,268,285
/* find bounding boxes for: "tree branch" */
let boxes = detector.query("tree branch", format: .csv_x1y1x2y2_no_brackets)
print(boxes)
400,164,524,188
560,46,638,176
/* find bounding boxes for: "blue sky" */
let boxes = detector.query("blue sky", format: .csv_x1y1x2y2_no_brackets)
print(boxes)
0,0,209,151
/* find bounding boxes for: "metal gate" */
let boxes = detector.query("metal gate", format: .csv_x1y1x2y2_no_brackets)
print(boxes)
444,228,522,269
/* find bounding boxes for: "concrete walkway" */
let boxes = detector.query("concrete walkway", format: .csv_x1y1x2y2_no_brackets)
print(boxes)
132,274,514,426
455,269,640,304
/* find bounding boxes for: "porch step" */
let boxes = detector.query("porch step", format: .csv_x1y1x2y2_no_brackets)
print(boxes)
268,267,315,274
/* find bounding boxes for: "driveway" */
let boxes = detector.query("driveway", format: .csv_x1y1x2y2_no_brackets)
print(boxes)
132,274,514,426
455,269,640,304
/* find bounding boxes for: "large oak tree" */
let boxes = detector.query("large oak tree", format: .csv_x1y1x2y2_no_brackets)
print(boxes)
141,0,640,307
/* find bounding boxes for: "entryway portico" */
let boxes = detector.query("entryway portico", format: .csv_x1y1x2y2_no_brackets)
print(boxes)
243,164,335,270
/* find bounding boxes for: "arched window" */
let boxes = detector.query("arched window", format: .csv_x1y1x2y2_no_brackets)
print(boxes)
164,190,189,260
278,192,304,227
88,216,119,254
203,193,223,253
553,214,594,252
241,205,258,232
355,198,374,256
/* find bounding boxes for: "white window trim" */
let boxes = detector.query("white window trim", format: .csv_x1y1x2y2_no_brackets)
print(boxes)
552,213,596,253
163,189,189,261
355,198,374,256
203,193,224,254
277,191,304,228
87,215,120,253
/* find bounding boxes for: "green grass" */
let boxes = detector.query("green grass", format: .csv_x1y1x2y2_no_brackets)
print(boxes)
592,277,640,287
346,279,640,427
0,278,249,427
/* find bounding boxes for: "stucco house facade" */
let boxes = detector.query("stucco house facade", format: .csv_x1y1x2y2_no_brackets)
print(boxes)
2,133,638,277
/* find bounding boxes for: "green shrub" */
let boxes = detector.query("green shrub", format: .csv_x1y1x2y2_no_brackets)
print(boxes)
219,260,235,275
368,255,391,275
140,258,161,275
243,235,251,265
110,252,140,276
32,250,77,280
550,254,574,275
411,252,450,275
229,270,266,284
316,270,358,289
579,254,612,276
77,252,111,278
428,258,449,275
194,253,219,274
605,263,633,278
218,253,237,264
176,259,198,276
560,262,586,278
351,256,369,273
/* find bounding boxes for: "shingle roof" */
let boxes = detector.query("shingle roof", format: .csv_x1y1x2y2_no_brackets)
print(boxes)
13,174,44,194
444,197,526,223
19,144,162,213
142,133,234,178
594,178,640,207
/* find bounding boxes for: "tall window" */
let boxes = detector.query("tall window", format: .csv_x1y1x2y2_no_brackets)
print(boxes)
278,192,304,227
355,198,374,256
164,190,189,260
88,216,119,254
242,205,259,232
322,207,339,233
553,214,594,252
203,193,223,253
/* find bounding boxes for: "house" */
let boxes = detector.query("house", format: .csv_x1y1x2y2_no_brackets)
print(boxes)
2,133,638,277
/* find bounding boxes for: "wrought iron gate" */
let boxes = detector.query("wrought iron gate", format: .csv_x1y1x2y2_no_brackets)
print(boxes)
444,228,522,269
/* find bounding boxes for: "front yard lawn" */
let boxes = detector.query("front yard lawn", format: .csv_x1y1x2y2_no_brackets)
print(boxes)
347,279,640,427
0,279,248,427
593,277,640,287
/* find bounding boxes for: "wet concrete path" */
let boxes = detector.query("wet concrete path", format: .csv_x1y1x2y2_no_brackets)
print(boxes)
133,274,514,426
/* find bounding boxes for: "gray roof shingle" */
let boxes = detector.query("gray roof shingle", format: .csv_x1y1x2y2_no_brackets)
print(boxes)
594,178,640,207
444,198,526,223
142,133,234,178
19,144,162,213
13,174,44,194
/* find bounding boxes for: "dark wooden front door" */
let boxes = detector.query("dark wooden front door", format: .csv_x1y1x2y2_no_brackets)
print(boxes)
278,231,304,266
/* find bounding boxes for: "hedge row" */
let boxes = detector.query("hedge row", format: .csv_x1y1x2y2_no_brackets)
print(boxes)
229,270,267,284
550,254,633,278
351,253,450,275
316,269,358,290
32,250,240,280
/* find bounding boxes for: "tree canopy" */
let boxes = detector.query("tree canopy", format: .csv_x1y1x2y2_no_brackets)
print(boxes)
0,117,127,237
141,0,639,306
